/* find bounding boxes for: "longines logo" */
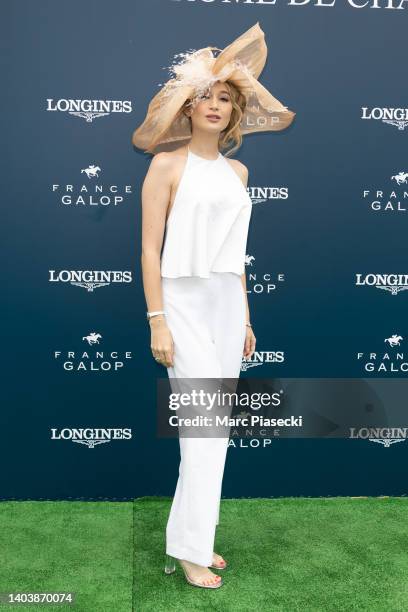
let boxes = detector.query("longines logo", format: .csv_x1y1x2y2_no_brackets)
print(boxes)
49,270,132,292
54,331,133,371
50,428,132,448
245,253,285,294
350,428,407,447
46,98,132,122
241,350,285,371
356,333,407,373
361,107,408,130
355,274,408,295
362,171,408,213
248,185,288,206
51,164,133,207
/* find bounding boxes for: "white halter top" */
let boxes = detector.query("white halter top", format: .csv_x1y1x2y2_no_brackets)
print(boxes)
160,147,252,279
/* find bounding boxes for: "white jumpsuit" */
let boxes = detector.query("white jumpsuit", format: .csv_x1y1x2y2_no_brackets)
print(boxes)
160,146,252,567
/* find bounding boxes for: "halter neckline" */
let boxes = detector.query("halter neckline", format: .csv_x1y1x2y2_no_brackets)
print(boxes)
187,145,221,162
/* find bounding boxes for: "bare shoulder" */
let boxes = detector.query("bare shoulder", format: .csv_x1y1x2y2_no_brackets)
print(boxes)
149,151,173,173
147,148,187,186
224,157,249,186
150,147,187,171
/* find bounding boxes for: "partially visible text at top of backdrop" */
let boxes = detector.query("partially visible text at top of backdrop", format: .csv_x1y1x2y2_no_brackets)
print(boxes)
2,0,407,500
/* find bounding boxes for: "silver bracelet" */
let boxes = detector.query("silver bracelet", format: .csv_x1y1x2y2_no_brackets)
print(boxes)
246,322,252,327
147,310,166,321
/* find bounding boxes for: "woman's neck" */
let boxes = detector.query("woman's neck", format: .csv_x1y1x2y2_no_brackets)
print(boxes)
188,136,220,160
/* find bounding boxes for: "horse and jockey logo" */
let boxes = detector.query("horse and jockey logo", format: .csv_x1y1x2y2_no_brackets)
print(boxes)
384,334,403,347
81,164,102,179
391,171,408,186
245,254,255,266
83,332,102,346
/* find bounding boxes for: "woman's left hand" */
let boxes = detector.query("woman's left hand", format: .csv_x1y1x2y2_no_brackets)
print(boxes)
243,325,256,359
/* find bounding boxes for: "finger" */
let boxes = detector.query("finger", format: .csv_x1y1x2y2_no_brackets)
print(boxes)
169,343,175,366
242,340,247,357
243,342,250,357
153,350,164,363
163,350,173,367
245,335,252,356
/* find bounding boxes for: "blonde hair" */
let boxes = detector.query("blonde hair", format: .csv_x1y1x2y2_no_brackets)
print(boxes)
181,80,247,158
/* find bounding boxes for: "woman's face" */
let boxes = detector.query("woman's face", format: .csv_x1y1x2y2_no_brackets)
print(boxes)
187,81,233,134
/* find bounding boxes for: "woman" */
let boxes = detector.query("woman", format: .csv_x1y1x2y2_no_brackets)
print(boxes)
132,22,295,589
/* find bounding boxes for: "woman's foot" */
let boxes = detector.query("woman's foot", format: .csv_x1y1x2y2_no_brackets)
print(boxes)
211,552,227,569
179,559,222,586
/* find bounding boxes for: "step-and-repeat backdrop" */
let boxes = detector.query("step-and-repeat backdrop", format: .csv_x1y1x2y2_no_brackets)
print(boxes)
3,0,407,500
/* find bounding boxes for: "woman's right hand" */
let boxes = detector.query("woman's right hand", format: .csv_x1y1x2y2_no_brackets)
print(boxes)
149,317,174,367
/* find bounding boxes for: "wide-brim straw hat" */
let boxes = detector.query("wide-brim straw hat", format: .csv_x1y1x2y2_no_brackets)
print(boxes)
132,22,295,155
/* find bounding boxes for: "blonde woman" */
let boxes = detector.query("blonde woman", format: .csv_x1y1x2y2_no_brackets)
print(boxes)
133,22,295,589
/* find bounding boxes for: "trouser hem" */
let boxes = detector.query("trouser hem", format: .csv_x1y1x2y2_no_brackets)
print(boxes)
166,545,213,567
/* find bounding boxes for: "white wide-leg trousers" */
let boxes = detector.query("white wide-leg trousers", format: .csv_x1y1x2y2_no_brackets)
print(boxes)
161,271,246,567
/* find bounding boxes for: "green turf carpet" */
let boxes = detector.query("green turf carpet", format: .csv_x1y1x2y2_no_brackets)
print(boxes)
134,496,408,612
0,501,133,611
1,498,407,611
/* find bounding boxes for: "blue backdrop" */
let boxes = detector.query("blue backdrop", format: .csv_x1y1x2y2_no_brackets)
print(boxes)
3,0,407,500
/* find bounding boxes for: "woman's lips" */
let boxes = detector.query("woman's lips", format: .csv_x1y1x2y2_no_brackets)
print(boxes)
206,115,221,122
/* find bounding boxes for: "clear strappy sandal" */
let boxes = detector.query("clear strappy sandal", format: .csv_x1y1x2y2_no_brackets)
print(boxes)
164,555,223,589
209,553,228,570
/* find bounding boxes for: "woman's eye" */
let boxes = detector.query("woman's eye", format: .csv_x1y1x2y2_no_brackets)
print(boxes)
201,95,230,102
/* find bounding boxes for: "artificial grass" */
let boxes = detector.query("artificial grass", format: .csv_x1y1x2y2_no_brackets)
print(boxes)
134,497,408,612
0,501,133,612
1,498,407,611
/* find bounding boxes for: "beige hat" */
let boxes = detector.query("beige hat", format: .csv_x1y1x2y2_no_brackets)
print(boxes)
132,22,295,154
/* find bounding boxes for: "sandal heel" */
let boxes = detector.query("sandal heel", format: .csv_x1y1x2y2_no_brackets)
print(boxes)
164,554,176,575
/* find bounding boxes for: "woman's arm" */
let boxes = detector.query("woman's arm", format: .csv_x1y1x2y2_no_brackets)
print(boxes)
230,159,256,360
228,158,251,323
241,269,255,358
240,272,251,325
140,153,175,367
